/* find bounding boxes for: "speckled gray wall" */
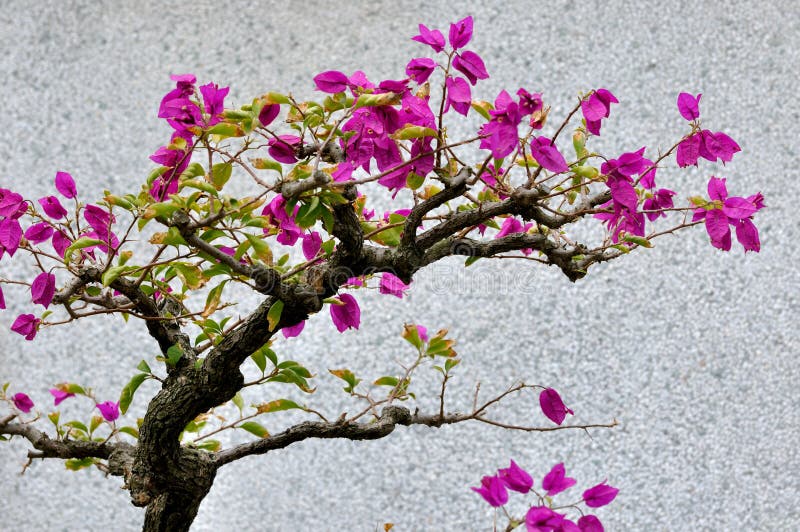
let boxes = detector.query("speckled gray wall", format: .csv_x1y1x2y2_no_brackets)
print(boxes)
1,1,798,530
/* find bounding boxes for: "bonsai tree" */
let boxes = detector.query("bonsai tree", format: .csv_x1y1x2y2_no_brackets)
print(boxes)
0,16,762,531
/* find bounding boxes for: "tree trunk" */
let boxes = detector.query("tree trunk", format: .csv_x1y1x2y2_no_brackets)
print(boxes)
143,490,209,532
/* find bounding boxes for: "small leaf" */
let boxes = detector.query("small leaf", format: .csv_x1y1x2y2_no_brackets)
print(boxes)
622,235,653,248
64,420,89,434
251,349,267,374
239,421,269,438
48,411,60,427
373,376,399,387
255,399,302,414
101,265,136,287
390,125,437,140
166,345,183,366
118,426,139,439
89,415,103,434
244,234,273,264
171,262,206,289
195,439,221,452
264,92,291,105
119,373,148,415
232,392,244,414
206,122,244,138
65,458,94,471
329,368,361,393
137,360,152,374
209,162,233,190
64,237,104,264
267,300,284,332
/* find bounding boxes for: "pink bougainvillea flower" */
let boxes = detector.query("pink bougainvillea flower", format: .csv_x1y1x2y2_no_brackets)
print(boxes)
448,16,473,49
12,393,34,413
268,135,302,164
643,188,676,221
49,388,76,406
405,58,436,84
345,276,365,288
55,171,77,199
698,129,741,164
578,515,605,532
84,204,115,234
692,176,764,252
530,136,569,173
479,90,522,159
11,314,40,341
676,133,701,167
452,50,489,85
541,462,577,496
330,293,360,332
0,285,5,309
301,231,322,261
444,76,471,116
583,481,619,508
38,196,68,219
495,217,532,239
0,188,26,219
313,70,350,93
411,23,445,53
379,272,410,298
498,460,533,493
52,230,71,258
282,320,305,339
158,74,196,116
24,222,54,245
258,103,280,127
677,92,701,121
525,506,568,531
581,88,618,136
0,218,22,257
471,475,508,507
31,272,56,308
415,325,429,342
96,401,120,422
539,387,574,425
517,88,543,117
199,82,229,126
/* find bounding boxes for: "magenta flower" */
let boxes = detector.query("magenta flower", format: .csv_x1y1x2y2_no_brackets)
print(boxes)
444,76,471,116
301,231,322,261
158,73,196,116
581,88,618,136
268,135,302,164
12,393,34,413
677,130,741,167
498,460,533,493
448,16,473,49
583,481,619,508
541,462,577,496
525,506,567,531
0,285,5,309
415,325,429,342
379,272,410,299
471,475,508,507
539,387,574,425
38,196,68,219
199,82,229,126
692,176,763,252
0,188,26,219
96,401,120,422
330,293,360,332
411,23,445,53
49,388,76,406
517,88,543,117
405,58,436,84
31,272,56,308
643,188,676,221
11,314,40,341
452,50,489,85
530,136,569,173
258,103,280,127
149,134,194,200
24,222,54,245
677,92,701,121
55,171,77,199
495,217,532,239
577,515,605,532
313,70,350,93
282,320,305,339
479,90,522,158
0,218,22,257
52,230,71,258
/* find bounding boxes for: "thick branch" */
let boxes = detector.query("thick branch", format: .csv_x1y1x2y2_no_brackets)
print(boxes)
401,167,470,249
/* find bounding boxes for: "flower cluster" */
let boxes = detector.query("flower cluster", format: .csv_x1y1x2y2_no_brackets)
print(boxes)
473,460,618,531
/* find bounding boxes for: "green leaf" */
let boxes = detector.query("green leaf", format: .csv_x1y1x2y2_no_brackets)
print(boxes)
390,125,437,140
65,458,94,471
62,383,87,395
202,280,228,318
118,426,139,439
137,360,152,374
267,300,284,332
329,368,361,394
255,399,302,414
48,411,60,427
373,376,399,387
265,92,291,104
251,158,283,175
471,99,494,120
401,323,423,349
101,265,136,287
195,439,221,452
209,162,233,190
239,421,269,438
232,392,244,414
251,349,267,374
166,345,183,366
464,256,481,267
119,373,148,415
89,415,103,434
171,262,205,289
207,122,244,138
444,358,461,372
180,179,218,195
64,237,104,264
244,234,273,264
142,201,180,220
64,420,89,434
355,92,401,108
622,235,652,248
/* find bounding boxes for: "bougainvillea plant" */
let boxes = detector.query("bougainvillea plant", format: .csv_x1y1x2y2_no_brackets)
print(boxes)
0,15,762,531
